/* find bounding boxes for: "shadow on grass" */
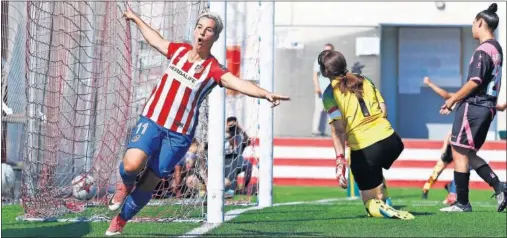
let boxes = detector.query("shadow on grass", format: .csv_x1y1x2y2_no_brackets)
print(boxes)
393,205,407,210
230,215,366,224
394,194,424,200
410,211,434,216
1,222,91,237
243,209,327,215
201,228,324,237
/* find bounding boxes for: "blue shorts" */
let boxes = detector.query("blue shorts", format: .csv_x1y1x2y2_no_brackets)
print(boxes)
127,116,192,178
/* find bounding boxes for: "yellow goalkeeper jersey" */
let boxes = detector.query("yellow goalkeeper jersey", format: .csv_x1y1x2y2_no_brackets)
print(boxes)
322,75,394,151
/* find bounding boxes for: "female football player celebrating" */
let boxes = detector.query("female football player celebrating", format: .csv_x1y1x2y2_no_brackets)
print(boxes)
318,50,413,220
105,7,290,236
439,3,506,213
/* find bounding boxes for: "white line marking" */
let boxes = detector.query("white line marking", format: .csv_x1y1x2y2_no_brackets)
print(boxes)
181,197,498,237
395,200,498,208
323,198,498,208
180,197,349,237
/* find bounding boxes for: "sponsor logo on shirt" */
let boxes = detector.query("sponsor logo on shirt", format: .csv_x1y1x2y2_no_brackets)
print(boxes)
169,64,198,88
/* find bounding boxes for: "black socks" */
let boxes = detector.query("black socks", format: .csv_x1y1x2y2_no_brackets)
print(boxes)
475,164,502,192
455,171,470,205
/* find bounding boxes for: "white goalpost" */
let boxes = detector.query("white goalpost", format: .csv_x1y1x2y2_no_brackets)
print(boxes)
207,0,227,224
206,0,275,223
258,1,275,209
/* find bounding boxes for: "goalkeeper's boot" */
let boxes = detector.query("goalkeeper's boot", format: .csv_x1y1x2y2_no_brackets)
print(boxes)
440,202,472,212
105,215,127,236
366,198,415,220
368,198,396,217
108,183,133,211
493,182,507,212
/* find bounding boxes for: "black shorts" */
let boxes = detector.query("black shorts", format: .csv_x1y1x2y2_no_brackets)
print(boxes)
441,144,453,163
450,102,495,151
349,132,404,191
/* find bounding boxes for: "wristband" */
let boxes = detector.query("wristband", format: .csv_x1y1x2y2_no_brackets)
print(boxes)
336,154,345,160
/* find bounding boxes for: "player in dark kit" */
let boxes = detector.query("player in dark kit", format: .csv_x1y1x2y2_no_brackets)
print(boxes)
422,76,507,205
439,3,506,212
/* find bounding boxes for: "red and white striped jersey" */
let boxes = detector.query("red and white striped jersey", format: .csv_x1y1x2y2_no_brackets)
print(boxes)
142,42,228,135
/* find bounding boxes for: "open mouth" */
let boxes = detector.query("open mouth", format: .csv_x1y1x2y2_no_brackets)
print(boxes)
197,37,203,44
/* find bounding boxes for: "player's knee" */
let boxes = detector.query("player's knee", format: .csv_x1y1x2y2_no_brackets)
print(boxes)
123,148,148,173
450,146,471,171
451,146,469,161
137,169,161,192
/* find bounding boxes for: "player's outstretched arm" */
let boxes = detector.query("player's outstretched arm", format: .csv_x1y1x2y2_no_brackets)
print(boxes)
330,120,346,158
423,76,454,99
330,120,348,189
123,6,170,56
220,73,290,108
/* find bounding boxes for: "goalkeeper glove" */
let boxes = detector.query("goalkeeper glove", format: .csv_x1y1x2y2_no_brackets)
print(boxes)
335,154,348,189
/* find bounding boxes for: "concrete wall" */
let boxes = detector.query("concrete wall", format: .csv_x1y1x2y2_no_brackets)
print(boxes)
271,2,506,138
380,26,499,140
275,2,503,27
273,26,379,137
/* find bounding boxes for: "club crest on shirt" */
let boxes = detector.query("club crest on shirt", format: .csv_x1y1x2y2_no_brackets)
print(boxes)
195,64,203,74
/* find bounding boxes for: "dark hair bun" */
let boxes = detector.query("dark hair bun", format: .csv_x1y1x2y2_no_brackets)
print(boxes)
487,3,497,13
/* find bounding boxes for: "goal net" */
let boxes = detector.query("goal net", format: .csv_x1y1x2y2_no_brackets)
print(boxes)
3,1,263,223
223,2,262,206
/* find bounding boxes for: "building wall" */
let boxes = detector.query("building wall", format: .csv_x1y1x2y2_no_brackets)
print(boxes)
380,26,499,140
274,26,379,137
272,2,507,138
275,2,502,27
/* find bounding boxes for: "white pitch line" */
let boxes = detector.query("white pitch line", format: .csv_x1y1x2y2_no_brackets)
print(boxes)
394,200,498,208
181,197,499,237
322,198,498,208
180,197,349,237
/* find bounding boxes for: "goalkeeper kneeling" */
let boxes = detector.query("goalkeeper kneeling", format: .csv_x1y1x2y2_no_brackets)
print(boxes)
331,121,414,220
318,49,414,220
